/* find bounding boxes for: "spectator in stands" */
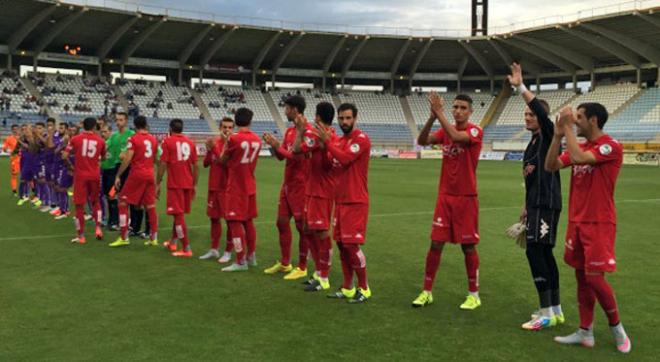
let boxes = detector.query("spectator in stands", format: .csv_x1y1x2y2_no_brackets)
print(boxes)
64,104,70,113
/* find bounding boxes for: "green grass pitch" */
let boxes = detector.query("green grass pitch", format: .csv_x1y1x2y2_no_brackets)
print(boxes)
1,157,659,361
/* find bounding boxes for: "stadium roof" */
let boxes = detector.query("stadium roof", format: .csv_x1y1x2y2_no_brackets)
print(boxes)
1,0,660,86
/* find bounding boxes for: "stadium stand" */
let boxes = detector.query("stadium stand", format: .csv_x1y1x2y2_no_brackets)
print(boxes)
118,79,201,120
35,73,116,118
608,87,660,141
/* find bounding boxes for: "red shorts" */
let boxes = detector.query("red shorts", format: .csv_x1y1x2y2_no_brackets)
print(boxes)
206,189,225,219
166,188,193,215
430,194,480,244
277,184,305,220
73,178,100,205
332,203,368,244
304,196,333,231
564,222,617,273
120,177,156,206
225,193,257,221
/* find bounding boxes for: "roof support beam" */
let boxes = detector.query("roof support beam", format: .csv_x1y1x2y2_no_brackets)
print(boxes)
272,33,304,78
120,17,165,63
199,27,236,67
514,34,593,71
558,26,641,68
580,23,660,65
322,36,347,74
390,38,411,79
252,31,282,87
97,16,139,61
178,24,214,67
408,39,434,84
8,4,58,52
458,41,493,77
457,55,469,78
33,9,86,57
498,38,575,73
637,13,660,29
341,37,369,81
488,39,542,75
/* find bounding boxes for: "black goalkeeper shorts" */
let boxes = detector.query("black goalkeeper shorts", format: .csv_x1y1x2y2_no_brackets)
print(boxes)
525,208,560,246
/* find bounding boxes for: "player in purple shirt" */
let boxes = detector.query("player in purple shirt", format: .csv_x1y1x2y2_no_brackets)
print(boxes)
16,124,40,206
53,122,72,219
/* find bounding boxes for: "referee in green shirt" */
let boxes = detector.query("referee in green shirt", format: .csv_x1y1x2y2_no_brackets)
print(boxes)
102,112,135,229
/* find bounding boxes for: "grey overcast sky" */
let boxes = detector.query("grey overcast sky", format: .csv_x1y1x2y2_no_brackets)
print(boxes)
119,0,641,31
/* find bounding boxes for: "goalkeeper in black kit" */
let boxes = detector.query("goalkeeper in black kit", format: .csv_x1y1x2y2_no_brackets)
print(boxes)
505,62,564,330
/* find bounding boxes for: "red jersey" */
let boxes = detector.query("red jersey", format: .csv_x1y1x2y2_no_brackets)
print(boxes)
66,131,106,180
159,133,198,189
432,123,483,196
559,134,622,224
126,131,157,180
326,128,370,204
275,126,310,188
225,129,262,196
299,124,339,199
204,138,228,191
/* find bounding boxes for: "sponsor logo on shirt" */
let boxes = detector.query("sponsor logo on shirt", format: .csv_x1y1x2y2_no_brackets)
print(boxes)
441,144,465,158
572,164,593,177
433,217,444,227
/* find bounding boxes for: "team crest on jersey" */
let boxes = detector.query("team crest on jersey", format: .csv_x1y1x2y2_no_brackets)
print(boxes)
350,143,360,153
470,128,479,137
304,136,315,147
599,143,612,155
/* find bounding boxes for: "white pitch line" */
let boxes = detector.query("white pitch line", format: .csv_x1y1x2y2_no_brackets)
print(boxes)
1,199,658,242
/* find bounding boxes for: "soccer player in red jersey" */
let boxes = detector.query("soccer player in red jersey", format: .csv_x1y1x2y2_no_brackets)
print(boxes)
316,103,372,303
546,104,631,353
199,117,234,263
62,117,107,244
291,102,338,290
412,92,484,310
218,107,262,272
156,119,199,257
110,116,159,248
263,95,311,278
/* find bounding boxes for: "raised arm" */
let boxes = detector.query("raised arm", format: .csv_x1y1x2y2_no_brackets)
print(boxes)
430,92,470,143
544,112,568,172
507,62,553,134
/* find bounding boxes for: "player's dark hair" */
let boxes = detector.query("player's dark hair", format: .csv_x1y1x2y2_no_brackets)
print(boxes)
116,112,127,119
316,102,335,126
46,118,56,125
454,94,473,106
35,122,46,127
337,103,358,118
284,95,306,114
578,102,608,129
60,122,69,129
169,118,184,134
82,117,97,131
235,107,253,127
134,115,148,130
11,124,18,129
220,117,234,124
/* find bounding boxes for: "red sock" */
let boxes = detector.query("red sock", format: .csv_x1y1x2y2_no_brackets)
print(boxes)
224,224,233,252
174,214,189,251
146,207,158,241
576,269,596,329
338,243,354,289
228,221,246,263
318,235,332,278
346,244,368,290
585,273,620,326
307,233,320,271
295,220,308,270
75,205,85,236
119,203,129,240
210,218,221,249
464,249,480,293
245,220,256,258
277,219,292,265
424,248,442,292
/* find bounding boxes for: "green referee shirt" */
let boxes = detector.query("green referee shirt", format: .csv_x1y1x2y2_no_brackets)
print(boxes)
102,128,135,170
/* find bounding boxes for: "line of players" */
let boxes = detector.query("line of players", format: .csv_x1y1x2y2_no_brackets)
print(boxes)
2,64,631,350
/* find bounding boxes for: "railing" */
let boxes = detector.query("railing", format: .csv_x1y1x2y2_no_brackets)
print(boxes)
52,0,660,37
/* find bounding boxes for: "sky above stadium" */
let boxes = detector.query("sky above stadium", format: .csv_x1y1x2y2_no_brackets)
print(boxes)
125,0,632,31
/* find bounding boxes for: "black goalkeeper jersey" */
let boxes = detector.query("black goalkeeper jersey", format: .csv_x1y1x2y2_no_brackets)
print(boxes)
523,97,562,211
